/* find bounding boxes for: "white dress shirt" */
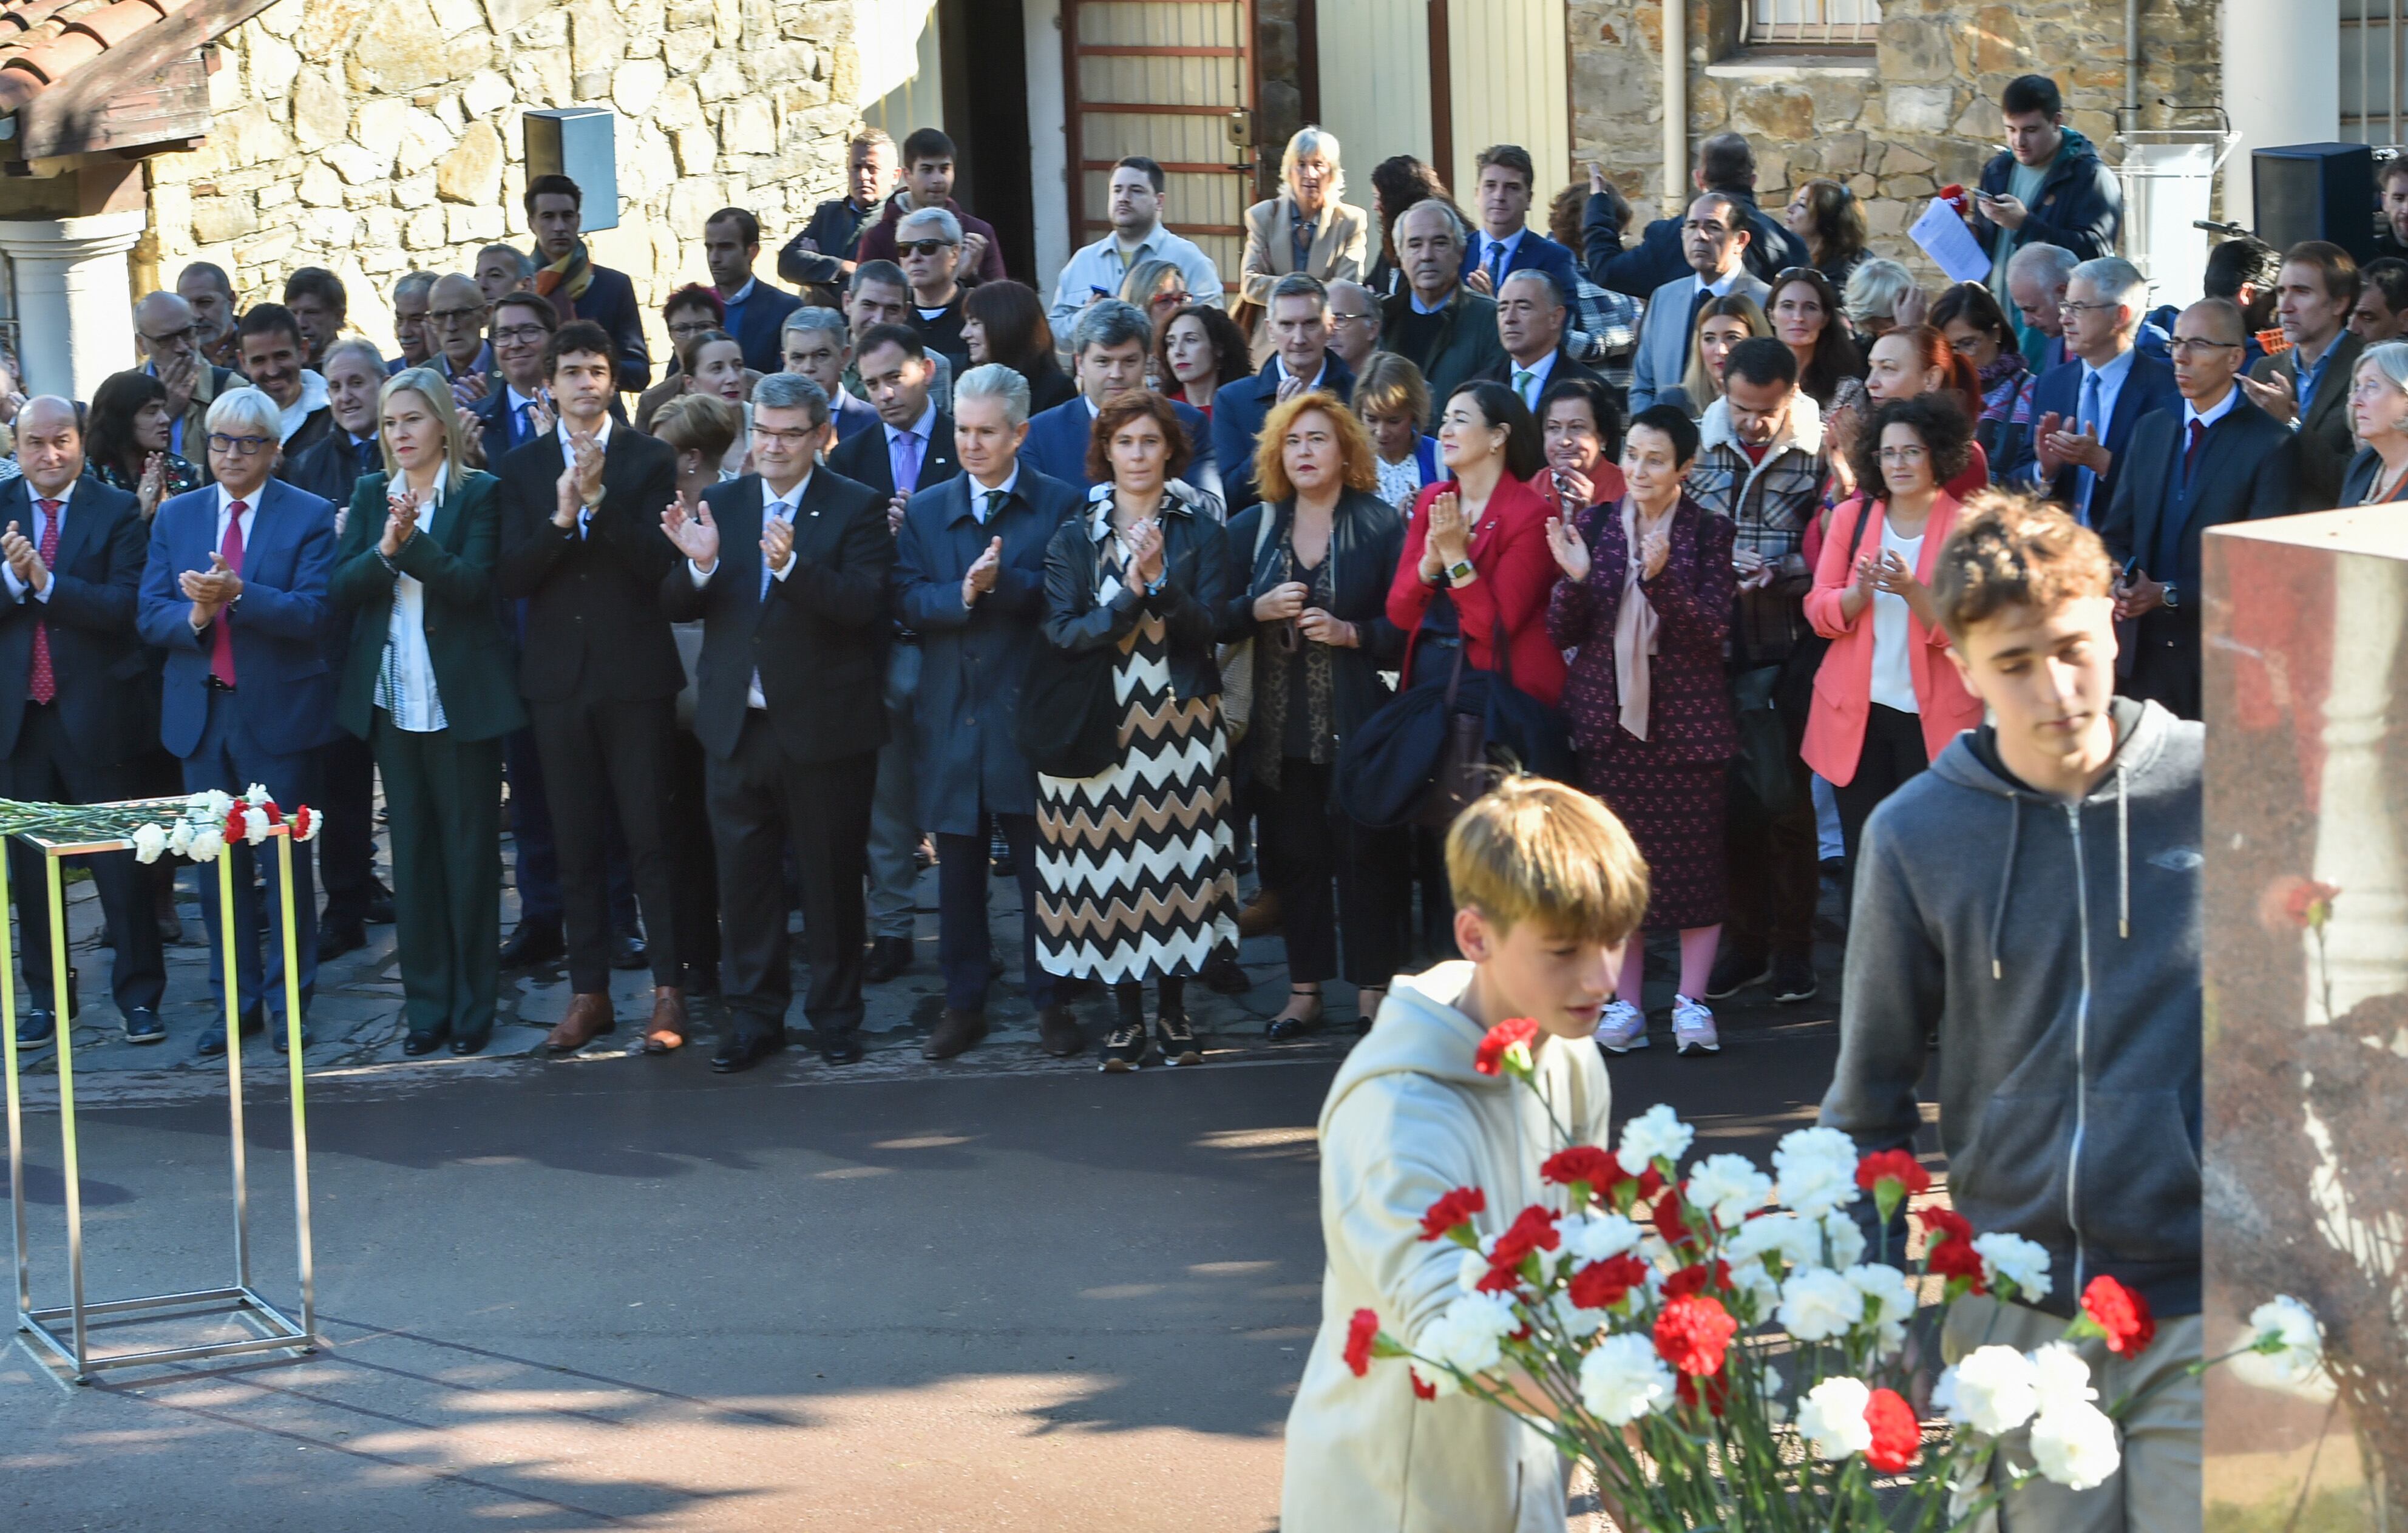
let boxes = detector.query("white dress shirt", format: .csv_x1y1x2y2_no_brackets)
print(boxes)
690,472,809,708
1504,348,1560,410
375,463,449,733
1,481,70,603
558,413,612,536
968,463,1019,525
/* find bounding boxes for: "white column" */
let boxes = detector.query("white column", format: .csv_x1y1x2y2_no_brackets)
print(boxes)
0,211,147,403
2220,0,2341,231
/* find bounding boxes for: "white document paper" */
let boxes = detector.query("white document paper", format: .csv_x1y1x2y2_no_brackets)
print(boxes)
1909,197,1993,284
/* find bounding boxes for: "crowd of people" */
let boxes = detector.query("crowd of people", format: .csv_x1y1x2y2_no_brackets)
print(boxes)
0,76,2367,1080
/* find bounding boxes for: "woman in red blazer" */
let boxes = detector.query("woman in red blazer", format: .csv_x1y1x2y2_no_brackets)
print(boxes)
1386,381,1567,708
1802,396,1986,867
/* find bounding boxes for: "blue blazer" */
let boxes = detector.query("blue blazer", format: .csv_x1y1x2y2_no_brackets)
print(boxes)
138,478,341,759
1020,396,1217,497
0,476,151,766
1998,350,2182,517
727,282,805,376
1459,228,1581,306
1210,353,1357,516
832,388,881,444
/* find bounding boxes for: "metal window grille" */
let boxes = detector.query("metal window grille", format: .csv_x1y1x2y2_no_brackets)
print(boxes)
1748,0,1879,47
2343,0,2405,146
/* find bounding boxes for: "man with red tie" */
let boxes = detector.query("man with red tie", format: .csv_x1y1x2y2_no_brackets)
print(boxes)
139,387,341,1057
0,398,166,1047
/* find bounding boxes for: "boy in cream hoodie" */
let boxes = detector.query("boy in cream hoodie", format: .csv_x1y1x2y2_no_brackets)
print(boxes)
1281,778,1650,1532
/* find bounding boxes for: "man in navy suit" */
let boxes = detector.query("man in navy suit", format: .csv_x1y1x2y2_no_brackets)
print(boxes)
827,322,960,986
1998,256,2180,526
0,400,166,1047
781,308,881,444
1020,300,1216,498
469,291,563,469
1212,272,1356,516
525,174,651,393
138,387,340,1055
704,207,804,376
1459,144,1581,307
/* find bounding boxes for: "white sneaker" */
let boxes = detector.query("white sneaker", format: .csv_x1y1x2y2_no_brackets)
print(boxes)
1595,1000,1648,1054
1671,995,1721,1055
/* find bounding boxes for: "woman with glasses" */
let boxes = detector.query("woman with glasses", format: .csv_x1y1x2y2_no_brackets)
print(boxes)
1156,303,1251,418
1534,375,1626,517
328,369,526,1056
1121,256,1193,381
1828,326,1988,503
1669,294,1769,419
1783,180,1869,292
1929,282,2027,459
2343,341,2408,503
1801,396,1983,875
86,370,202,517
1240,127,1369,320
1765,268,1865,410
1219,392,1408,1039
964,279,1077,413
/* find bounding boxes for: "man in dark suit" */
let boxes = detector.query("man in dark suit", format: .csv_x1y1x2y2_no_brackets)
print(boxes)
469,291,562,470
2240,241,2366,510
2100,299,2299,720
659,374,894,1072
1376,201,1508,412
138,387,341,1055
704,207,804,375
894,364,1085,1060
524,174,651,393
1998,256,2181,525
1458,143,1581,306
1021,300,1215,495
0,399,165,1047
1579,132,1810,299
494,320,690,1055
780,308,881,444
1212,272,1357,516
237,305,335,461
779,128,896,299
828,322,960,985
1479,269,1606,417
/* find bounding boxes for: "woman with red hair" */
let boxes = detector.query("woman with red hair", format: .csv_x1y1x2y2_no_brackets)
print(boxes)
1826,323,1989,503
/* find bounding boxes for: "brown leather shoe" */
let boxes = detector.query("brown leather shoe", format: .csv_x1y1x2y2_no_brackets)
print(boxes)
544,992,615,1055
1036,1004,1085,1058
1238,888,1283,939
642,987,687,1054
922,1006,988,1060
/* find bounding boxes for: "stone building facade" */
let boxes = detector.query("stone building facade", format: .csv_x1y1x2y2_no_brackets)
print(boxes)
135,0,869,362
1565,0,2223,266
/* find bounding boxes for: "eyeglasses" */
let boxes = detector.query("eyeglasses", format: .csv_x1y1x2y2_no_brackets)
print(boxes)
429,307,487,325
492,323,551,344
2166,337,2243,356
1877,445,1929,463
208,433,273,456
901,239,958,257
667,320,718,338
2057,300,2120,318
752,426,819,447
1329,310,1376,323
140,324,197,348
1150,291,1192,308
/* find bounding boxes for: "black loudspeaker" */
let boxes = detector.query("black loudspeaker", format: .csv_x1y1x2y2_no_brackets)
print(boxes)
2253,143,2376,263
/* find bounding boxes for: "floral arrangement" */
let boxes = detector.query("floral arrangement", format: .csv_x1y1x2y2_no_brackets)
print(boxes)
0,788,317,865
1346,1017,2329,1530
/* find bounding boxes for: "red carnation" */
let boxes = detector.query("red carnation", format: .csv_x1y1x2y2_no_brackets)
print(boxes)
1653,1293,1737,1376
2081,1274,2157,1358
1633,1166,1667,1202
1410,1370,1436,1401
223,803,246,840
1919,1204,1986,1291
1541,1146,1625,1196
1675,1369,1732,1416
1856,1148,1931,1197
1344,1308,1380,1377
1918,1205,1973,1250
1477,1205,1561,1291
1661,1259,1731,1300
291,805,314,841
1652,1186,1700,1248
260,800,284,827
1864,1387,1921,1472
1417,1186,1487,1242
1567,1251,1650,1309
1473,1017,1541,1075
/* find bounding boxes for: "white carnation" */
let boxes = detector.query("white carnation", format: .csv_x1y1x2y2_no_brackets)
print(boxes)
2029,1400,2121,1491
1773,1127,1863,1217
167,821,195,858
1578,1333,1677,1425
186,827,225,863
1456,1247,1490,1293
1561,1212,1644,1264
243,782,272,808
1796,1376,1874,1461
1820,1210,1867,1270
1846,1262,1916,1355
131,823,169,865
1729,1256,1781,1318
2027,1341,2098,1418
1547,1289,1606,1339
1777,1267,1867,1342
1933,1344,2038,1437
242,807,271,845
1972,1231,2053,1303
1618,1103,1694,1168
1728,1211,1818,1271
2231,1295,2335,1399
1685,1153,1772,1228
1417,1291,1520,1386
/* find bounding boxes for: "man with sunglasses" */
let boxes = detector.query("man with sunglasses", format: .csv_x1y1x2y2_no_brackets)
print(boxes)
854,127,1006,285
895,206,974,377
134,291,245,484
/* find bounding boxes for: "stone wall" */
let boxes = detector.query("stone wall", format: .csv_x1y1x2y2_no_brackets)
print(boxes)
134,0,867,367
1569,0,2222,273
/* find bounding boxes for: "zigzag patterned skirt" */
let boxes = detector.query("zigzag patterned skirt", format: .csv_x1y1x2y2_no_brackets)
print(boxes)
1033,611,1241,984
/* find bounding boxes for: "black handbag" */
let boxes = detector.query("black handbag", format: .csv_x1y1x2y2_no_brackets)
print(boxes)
1016,640,1121,779
1337,612,1573,831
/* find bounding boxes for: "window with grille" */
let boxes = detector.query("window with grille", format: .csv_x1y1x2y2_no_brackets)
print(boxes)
1748,0,1880,47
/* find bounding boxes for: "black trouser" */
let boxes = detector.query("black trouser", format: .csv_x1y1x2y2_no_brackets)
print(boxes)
936,810,1057,1012
2124,615,2201,722
314,730,378,927
375,715,502,1044
1832,703,1930,868
1267,759,1411,986
529,695,685,993
707,714,877,1042
506,723,637,932
1,703,163,1018
666,727,719,979
1723,675,1818,963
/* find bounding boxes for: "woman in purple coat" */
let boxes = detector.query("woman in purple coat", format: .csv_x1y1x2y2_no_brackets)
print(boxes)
1543,402,1737,1056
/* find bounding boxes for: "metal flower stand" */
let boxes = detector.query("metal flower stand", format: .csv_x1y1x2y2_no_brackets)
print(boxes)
3,800,317,1382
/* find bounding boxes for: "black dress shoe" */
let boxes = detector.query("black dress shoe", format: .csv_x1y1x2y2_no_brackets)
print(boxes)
1200,947,1250,996
818,1030,865,1066
195,1007,264,1058
271,1018,313,1054
123,1007,165,1046
317,919,367,960
364,886,396,924
499,920,564,968
710,1031,784,1074
449,1032,489,1056
611,930,649,970
402,1031,445,1056
861,935,914,984
682,959,719,997
15,1009,55,1047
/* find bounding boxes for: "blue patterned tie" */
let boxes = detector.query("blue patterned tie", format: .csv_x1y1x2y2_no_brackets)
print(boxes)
2074,370,2103,524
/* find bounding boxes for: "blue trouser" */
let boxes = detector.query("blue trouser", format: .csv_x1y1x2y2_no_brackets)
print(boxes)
183,689,318,1023
866,640,921,939
935,809,1058,1013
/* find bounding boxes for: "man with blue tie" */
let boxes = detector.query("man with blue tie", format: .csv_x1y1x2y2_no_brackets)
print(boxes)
828,323,960,985
139,388,341,1056
0,399,166,1048
471,292,561,467
704,207,804,375
1459,144,1581,306
1999,256,2180,525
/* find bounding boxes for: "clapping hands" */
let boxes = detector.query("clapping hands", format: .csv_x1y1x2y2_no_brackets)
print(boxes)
661,497,721,572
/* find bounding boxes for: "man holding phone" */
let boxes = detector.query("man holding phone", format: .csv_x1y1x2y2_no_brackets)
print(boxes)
1970,76,2123,307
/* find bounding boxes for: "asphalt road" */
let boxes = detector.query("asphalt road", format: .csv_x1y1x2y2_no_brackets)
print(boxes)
0,989,1842,1531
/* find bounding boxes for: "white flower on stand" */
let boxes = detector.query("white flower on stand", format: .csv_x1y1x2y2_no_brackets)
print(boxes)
1578,1333,1677,1424
1618,1104,1694,1168
241,808,271,845
186,826,226,864
1778,1268,1867,1342
1796,1376,1874,1460
2231,1295,2336,1399
167,821,195,858
192,788,234,819
1772,1127,1862,1216
1561,1211,1644,1263
2029,1399,2121,1490
1972,1231,2053,1302
130,823,169,864
1685,1154,1772,1228
2027,1342,2098,1416
243,783,273,809
1933,1345,2039,1436
1417,1291,1521,1393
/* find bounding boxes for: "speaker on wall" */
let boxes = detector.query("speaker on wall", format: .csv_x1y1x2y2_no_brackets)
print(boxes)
2253,143,2375,263
524,107,620,233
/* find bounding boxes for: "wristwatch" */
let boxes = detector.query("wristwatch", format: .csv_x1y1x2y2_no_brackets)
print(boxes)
2160,581,2179,611
1445,557,1476,585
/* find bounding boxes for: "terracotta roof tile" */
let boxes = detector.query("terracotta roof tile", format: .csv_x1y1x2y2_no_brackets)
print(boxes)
0,0,219,120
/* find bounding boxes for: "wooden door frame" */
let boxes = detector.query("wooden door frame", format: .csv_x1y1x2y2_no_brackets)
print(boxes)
1428,0,1453,192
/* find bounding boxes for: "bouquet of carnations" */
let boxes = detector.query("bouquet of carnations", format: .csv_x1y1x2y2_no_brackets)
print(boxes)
1345,1017,2328,1530
127,787,319,865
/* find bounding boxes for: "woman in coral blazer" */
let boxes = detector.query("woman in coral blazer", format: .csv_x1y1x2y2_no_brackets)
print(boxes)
1802,395,1985,869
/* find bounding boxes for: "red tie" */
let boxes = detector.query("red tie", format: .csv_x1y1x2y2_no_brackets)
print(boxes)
2183,418,2206,479
27,498,59,704
209,503,245,689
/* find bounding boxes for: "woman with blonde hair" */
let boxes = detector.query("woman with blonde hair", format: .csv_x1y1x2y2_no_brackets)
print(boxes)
1219,391,1410,1037
328,368,526,1056
1353,351,1440,509
1843,257,1924,347
649,390,742,504
1673,293,1769,418
1241,126,1369,310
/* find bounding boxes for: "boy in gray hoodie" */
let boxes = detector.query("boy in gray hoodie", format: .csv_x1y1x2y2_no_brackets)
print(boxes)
1820,495,2203,1532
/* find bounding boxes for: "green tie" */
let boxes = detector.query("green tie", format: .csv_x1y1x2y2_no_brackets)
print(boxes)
1512,368,1535,405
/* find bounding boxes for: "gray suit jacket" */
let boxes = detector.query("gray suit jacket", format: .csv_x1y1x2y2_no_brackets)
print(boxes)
1629,269,1772,415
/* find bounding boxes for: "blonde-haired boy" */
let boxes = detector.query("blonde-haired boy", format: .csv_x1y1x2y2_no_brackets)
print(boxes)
1282,777,1649,1532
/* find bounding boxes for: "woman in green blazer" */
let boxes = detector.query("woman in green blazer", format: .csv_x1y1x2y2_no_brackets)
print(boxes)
329,368,528,1054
